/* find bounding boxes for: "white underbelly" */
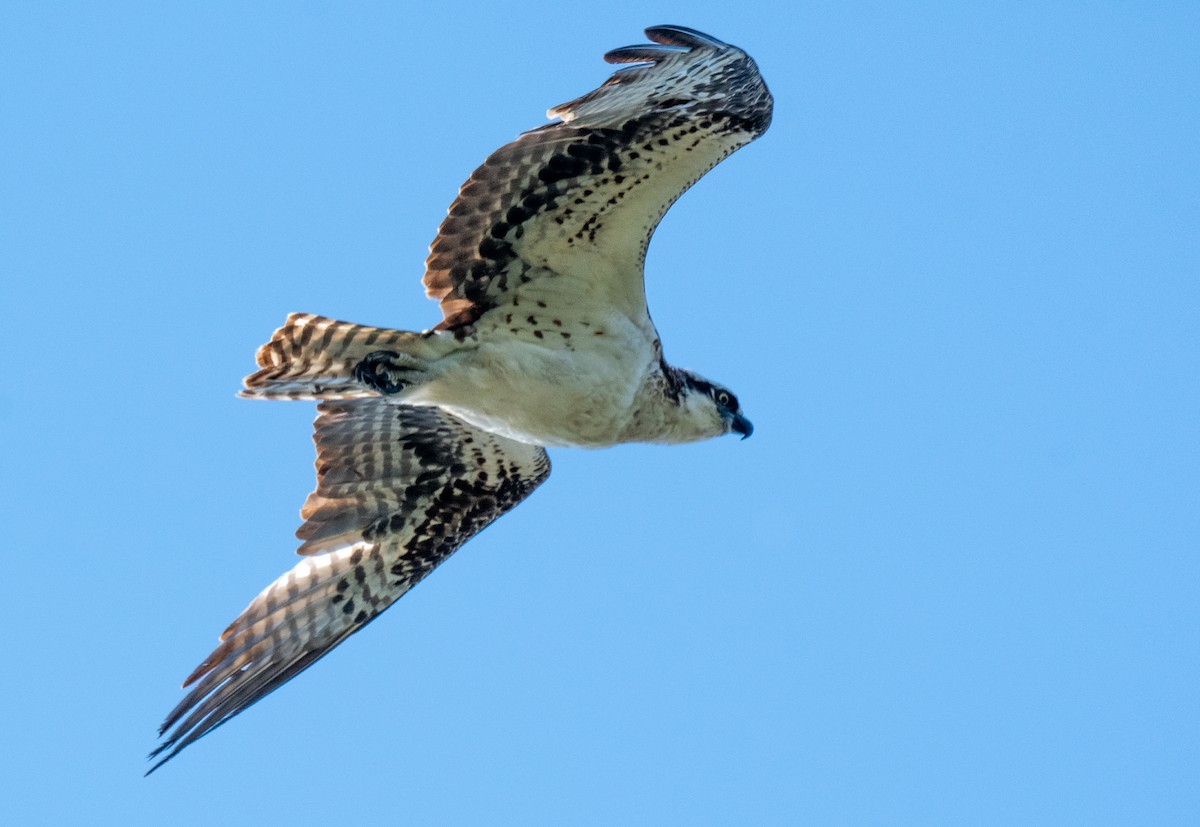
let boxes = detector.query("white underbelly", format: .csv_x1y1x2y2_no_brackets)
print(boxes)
411,321,653,448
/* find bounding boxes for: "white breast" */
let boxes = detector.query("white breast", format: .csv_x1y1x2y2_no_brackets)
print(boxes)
411,302,659,448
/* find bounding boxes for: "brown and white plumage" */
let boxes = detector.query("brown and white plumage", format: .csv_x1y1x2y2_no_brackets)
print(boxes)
149,402,548,773
152,25,769,772
423,25,772,332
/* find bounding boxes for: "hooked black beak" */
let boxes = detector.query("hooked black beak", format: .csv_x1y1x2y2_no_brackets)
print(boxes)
729,412,754,440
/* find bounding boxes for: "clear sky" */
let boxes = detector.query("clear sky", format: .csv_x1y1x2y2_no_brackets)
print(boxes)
2,2,1197,824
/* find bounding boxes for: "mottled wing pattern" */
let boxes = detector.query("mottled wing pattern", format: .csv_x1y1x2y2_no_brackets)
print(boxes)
148,401,549,773
424,25,772,331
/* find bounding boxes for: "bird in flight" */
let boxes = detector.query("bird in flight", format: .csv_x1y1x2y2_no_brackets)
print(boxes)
149,25,772,773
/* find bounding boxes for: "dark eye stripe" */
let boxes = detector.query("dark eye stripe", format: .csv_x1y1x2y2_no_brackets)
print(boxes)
682,374,737,411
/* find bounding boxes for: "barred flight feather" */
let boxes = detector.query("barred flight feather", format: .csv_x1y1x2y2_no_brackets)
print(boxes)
148,402,548,774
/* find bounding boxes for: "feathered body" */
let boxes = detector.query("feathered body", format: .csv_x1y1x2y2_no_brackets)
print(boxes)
150,25,771,773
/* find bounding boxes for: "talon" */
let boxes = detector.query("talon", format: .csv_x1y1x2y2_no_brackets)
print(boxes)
354,350,409,394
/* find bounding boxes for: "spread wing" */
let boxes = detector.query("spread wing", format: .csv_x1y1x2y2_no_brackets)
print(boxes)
148,401,549,774
423,25,773,331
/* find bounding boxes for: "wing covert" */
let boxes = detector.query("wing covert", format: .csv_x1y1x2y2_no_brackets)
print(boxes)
422,25,772,331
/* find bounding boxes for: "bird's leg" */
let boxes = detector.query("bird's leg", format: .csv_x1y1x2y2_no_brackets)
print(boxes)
353,350,425,395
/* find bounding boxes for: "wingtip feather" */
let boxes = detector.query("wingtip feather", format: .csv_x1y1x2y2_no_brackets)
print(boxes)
603,44,688,65
644,25,729,50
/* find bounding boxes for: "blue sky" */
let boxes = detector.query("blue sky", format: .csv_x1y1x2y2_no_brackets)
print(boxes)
2,2,1197,824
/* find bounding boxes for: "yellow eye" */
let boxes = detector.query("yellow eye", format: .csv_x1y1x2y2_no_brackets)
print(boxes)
716,391,732,408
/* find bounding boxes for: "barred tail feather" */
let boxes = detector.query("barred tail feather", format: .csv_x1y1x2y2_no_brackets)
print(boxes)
240,313,436,400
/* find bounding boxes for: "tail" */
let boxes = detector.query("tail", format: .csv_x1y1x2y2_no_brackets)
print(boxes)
240,313,443,400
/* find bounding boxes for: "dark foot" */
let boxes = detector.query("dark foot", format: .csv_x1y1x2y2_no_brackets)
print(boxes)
354,350,417,395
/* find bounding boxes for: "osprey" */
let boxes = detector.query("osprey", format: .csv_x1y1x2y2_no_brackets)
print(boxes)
150,25,772,773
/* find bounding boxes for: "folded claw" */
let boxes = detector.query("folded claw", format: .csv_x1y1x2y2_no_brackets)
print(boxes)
354,350,414,395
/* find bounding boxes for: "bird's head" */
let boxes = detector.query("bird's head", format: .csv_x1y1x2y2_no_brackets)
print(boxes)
674,370,753,442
